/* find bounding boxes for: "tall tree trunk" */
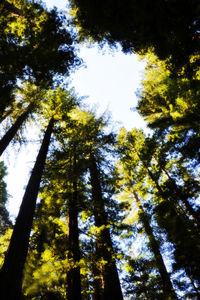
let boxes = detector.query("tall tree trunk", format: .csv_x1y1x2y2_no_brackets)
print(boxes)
0,102,33,156
66,151,81,300
92,260,103,300
0,118,54,300
89,154,123,300
133,191,177,300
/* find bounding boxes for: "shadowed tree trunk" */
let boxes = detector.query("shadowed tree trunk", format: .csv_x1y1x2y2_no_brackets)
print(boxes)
0,117,54,300
0,102,34,156
89,154,123,300
133,191,178,300
66,150,81,300
92,262,103,300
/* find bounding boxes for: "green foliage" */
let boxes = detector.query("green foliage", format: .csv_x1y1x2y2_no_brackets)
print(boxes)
124,258,164,299
0,161,12,269
69,0,200,68
0,162,12,235
137,53,200,164
0,0,81,116
2,3,200,297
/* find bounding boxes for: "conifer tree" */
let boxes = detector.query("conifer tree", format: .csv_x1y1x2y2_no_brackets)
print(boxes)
117,127,200,296
0,117,54,299
0,162,12,235
0,0,80,115
68,0,200,68
89,153,123,300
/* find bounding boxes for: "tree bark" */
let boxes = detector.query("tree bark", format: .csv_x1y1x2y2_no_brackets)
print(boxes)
66,151,81,300
0,118,54,300
0,102,34,156
133,191,177,300
89,154,123,300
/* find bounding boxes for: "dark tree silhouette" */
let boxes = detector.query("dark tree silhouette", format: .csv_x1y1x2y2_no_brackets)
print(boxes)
66,150,82,300
0,118,54,300
89,154,123,300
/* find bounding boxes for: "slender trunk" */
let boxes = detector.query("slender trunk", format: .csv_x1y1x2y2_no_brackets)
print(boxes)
0,118,54,300
133,191,177,300
0,102,33,156
135,150,190,220
137,150,200,226
92,261,103,300
89,154,123,300
162,167,200,226
136,151,200,284
66,151,81,300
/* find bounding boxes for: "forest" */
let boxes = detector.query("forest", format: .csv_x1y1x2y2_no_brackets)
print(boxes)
0,0,200,299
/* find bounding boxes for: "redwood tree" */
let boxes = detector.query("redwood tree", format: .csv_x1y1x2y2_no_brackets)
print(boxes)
0,118,54,299
89,153,123,300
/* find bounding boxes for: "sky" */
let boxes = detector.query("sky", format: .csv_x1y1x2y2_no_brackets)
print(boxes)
4,0,146,218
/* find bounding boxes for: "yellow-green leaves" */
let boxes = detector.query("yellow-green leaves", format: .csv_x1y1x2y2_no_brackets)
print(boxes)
0,229,13,268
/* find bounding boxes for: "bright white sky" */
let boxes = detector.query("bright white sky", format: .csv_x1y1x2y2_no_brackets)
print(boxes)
4,0,147,218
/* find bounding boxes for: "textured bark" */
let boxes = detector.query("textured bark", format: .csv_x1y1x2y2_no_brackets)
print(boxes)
0,118,54,300
133,191,177,300
66,151,81,300
0,102,34,156
89,154,123,300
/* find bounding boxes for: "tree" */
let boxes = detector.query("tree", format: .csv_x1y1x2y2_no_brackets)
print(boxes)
22,100,89,299
88,153,124,300
117,127,200,296
0,117,54,299
116,135,177,298
0,101,34,156
68,0,200,68
133,191,177,299
0,162,12,235
66,149,82,300
137,53,200,165
0,0,81,115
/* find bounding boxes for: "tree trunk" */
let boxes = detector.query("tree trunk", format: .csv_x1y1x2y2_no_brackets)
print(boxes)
66,151,81,300
0,102,34,156
0,118,54,300
89,154,123,300
92,260,103,300
162,167,200,226
133,191,177,300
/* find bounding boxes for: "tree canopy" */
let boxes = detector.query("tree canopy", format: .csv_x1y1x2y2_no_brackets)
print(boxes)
68,0,200,68
0,1,200,299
